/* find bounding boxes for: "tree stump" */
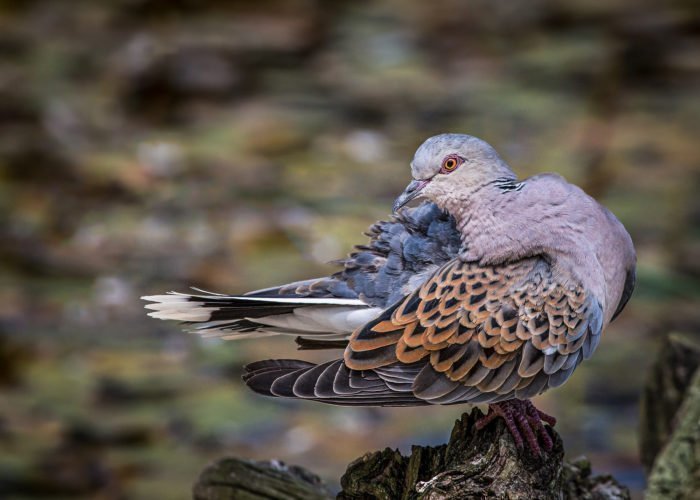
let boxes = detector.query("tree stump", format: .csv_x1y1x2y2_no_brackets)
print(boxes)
193,408,629,499
338,409,628,500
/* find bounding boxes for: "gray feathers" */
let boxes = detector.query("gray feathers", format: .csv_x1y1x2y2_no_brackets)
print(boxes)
246,201,461,309
337,202,461,307
244,359,427,407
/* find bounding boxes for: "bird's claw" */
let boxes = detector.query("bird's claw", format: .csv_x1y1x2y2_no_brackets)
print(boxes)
475,399,556,456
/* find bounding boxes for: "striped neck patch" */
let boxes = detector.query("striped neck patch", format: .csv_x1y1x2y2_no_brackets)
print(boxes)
493,177,525,192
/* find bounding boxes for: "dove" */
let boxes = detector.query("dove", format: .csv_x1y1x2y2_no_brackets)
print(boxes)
142,133,636,454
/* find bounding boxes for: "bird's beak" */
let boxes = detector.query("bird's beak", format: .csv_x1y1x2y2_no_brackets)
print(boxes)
393,179,429,213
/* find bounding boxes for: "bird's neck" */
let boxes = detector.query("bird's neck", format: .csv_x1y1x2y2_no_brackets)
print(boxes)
440,176,520,249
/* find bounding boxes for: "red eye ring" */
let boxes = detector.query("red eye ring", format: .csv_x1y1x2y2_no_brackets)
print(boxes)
441,155,461,173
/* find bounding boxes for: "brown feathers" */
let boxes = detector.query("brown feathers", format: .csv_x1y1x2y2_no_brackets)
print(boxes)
345,257,602,402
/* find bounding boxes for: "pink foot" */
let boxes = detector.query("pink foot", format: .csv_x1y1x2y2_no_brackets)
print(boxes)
475,399,556,455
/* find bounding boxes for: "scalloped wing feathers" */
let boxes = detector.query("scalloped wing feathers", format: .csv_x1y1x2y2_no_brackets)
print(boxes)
343,257,603,403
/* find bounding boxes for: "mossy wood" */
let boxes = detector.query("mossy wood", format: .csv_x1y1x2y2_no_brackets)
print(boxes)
640,332,700,472
644,333,700,500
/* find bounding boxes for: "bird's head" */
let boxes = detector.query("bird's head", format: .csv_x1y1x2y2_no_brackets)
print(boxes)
393,134,516,213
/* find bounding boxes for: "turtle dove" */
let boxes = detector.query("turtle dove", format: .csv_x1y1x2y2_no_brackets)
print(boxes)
143,133,636,454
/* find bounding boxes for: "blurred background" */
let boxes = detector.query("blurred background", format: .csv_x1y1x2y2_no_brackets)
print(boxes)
0,0,698,498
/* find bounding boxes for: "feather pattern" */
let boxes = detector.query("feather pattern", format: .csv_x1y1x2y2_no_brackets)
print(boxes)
142,290,381,340
243,358,428,406
341,257,604,403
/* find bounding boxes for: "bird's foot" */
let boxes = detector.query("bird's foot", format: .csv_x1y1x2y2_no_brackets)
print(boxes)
475,399,556,455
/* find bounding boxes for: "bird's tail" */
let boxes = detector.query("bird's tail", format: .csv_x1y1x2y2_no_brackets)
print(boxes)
141,290,377,341
242,358,426,406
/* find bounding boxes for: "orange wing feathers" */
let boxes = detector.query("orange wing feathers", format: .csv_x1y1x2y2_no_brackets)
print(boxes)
345,258,602,402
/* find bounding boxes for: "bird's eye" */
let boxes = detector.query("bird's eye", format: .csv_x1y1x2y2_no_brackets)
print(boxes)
441,156,461,173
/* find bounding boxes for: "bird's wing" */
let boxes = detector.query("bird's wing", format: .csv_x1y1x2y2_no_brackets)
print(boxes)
343,256,604,403
611,267,636,321
144,202,461,342
248,202,461,308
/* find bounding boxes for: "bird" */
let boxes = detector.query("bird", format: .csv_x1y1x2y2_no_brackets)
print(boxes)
142,133,636,454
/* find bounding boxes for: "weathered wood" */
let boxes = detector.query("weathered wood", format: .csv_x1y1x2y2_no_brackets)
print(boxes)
192,458,331,500
561,457,632,500
639,332,700,472
193,408,630,500
338,408,629,500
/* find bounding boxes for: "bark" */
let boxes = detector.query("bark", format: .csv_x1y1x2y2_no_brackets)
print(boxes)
193,409,630,500
338,409,629,500
644,332,700,499
646,369,700,499
639,332,700,472
192,458,331,500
